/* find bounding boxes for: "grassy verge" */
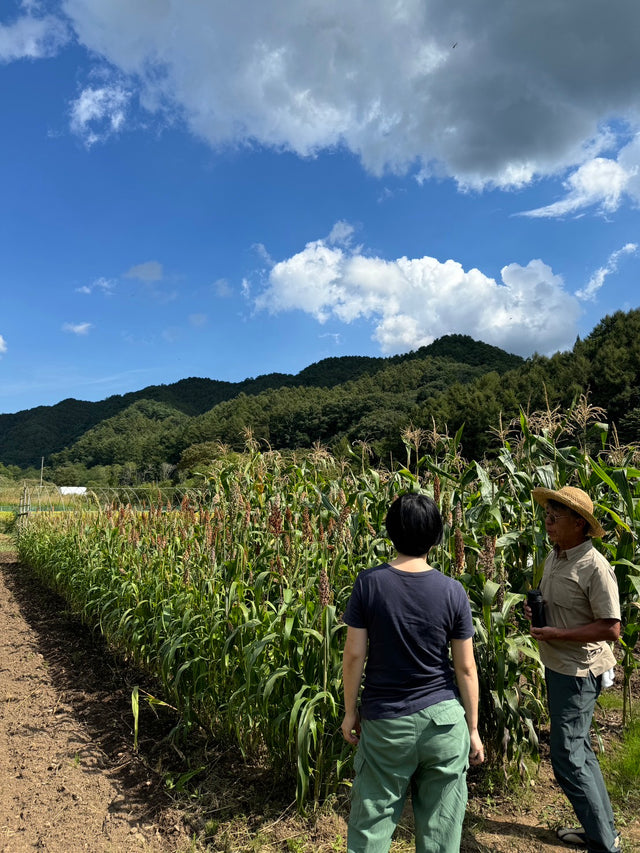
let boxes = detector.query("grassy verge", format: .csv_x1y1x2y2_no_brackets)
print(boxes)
602,712,640,819
0,533,16,553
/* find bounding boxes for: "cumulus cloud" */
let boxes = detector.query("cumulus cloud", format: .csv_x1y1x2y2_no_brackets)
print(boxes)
0,5,69,62
69,83,131,147
0,334,7,355
520,158,637,218
56,0,640,191
62,322,92,335
618,133,640,203
254,226,581,357
576,243,638,301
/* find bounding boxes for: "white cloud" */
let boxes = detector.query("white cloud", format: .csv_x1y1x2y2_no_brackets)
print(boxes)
212,278,232,298
320,332,342,345
618,132,640,204
0,7,68,62
327,221,356,247
76,276,116,295
520,158,637,218
62,322,92,335
254,225,580,357
576,243,638,301
60,0,640,189
69,83,131,147
252,244,275,269
124,261,163,282
122,261,178,302
189,313,207,327
0,334,7,355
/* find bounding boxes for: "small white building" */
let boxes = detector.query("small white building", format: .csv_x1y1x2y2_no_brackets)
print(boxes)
58,486,87,495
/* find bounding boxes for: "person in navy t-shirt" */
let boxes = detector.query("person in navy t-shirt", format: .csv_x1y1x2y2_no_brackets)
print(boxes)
341,493,483,853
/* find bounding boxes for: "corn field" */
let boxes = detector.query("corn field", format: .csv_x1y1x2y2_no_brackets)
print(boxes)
15,410,640,809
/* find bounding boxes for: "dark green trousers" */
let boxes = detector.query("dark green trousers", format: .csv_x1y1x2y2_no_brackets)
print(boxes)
347,699,470,853
546,669,618,853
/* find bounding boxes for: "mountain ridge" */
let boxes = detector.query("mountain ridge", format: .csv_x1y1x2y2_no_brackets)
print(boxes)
0,334,521,468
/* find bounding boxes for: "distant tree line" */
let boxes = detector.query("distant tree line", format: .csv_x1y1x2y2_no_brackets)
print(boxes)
2,313,640,488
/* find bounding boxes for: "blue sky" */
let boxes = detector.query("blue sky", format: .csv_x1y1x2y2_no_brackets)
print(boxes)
1,0,640,415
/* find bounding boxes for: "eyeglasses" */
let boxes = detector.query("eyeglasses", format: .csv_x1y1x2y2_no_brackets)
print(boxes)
545,510,570,523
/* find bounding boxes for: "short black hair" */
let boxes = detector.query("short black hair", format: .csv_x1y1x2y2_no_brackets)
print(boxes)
384,493,443,557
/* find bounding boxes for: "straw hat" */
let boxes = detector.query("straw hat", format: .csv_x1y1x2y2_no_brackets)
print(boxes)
532,485,605,538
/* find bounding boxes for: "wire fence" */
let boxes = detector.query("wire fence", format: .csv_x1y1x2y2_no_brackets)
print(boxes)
0,483,215,517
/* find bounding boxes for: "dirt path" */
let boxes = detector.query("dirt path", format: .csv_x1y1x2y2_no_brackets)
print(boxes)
0,549,194,853
2,544,639,853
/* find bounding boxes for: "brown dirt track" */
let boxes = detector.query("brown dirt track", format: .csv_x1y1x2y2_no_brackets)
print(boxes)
0,548,194,852
1,544,639,852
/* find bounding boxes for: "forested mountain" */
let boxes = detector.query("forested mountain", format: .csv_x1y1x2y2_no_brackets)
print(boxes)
0,335,520,469
2,312,640,485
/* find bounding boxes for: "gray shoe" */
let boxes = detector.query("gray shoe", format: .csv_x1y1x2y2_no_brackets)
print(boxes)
556,828,587,847
556,827,622,851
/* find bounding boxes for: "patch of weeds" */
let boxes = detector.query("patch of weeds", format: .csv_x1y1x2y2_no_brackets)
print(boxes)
0,533,16,552
202,818,219,839
178,835,203,853
0,513,17,534
602,714,640,816
469,758,540,807
598,691,624,712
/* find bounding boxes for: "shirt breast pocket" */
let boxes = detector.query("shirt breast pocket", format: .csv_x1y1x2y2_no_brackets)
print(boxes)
551,582,584,612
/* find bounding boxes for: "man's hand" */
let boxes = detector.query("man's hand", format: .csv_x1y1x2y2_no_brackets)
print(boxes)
530,625,559,642
531,619,620,644
341,710,361,745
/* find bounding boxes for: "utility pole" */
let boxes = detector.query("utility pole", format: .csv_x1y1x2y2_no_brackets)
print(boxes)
40,456,44,487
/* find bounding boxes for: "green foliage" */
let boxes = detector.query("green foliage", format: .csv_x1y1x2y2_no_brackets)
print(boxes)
17,414,640,809
1,334,523,472
50,399,189,468
11,327,640,809
0,510,16,533
601,714,640,816
5,310,640,479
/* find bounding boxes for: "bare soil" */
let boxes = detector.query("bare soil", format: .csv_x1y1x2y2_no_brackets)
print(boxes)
1,543,639,852
0,547,196,853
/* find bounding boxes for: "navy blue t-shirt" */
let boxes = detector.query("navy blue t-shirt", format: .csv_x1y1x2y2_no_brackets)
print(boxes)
343,563,474,720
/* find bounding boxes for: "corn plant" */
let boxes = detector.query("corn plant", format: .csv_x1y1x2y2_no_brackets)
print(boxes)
16,427,640,808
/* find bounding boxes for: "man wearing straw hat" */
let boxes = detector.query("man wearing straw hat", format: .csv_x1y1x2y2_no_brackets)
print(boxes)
528,486,621,853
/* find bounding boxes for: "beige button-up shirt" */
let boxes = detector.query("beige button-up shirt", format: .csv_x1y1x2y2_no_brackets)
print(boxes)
538,539,620,677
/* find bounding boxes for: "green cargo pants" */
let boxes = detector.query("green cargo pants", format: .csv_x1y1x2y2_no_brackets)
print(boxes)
347,699,470,853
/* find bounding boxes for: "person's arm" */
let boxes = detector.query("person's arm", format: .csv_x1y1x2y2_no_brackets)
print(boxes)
531,618,620,643
451,637,484,766
341,626,368,745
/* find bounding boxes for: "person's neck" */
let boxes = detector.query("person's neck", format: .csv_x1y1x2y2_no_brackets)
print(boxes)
389,553,433,573
554,534,589,552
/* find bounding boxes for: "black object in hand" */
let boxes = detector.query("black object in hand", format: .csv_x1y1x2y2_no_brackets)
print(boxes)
527,589,546,627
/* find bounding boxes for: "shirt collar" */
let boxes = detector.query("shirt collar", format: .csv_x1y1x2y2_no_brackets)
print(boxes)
553,538,593,560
